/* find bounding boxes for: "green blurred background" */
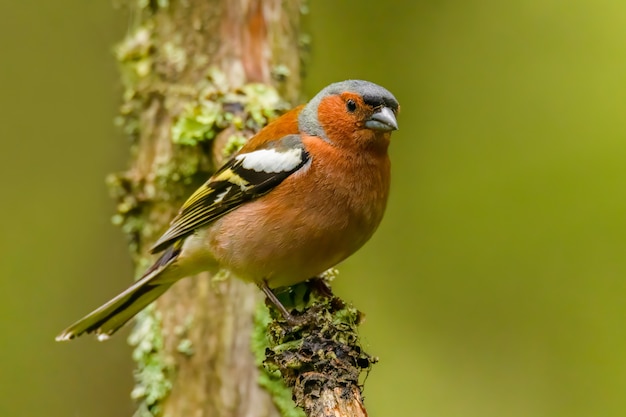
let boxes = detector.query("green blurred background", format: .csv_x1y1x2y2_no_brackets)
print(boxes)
2,1,626,416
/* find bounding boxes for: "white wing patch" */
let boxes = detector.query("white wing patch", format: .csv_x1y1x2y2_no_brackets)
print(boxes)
236,148,304,173
213,186,232,203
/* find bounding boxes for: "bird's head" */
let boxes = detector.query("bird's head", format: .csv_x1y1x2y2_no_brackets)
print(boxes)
299,80,399,152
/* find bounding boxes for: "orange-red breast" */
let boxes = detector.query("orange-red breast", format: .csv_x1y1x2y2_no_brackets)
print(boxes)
56,80,399,341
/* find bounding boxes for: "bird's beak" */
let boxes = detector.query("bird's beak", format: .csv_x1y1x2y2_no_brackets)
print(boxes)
365,106,398,131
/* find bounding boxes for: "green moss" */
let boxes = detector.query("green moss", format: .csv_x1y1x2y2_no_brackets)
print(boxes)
271,64,291,83
176,338,194,356
252,305,306,417
128,305,173,417
114,23,155,145
222,133,248,158
173,313,195,356
171,100,223,146
135,0,169,10
115,26,154,80
162,39,187,73
170,70,286,148
240,83,287,128
153,155,205,193
106,172,149,255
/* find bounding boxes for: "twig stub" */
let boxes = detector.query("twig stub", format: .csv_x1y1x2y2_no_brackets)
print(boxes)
264,282,376,417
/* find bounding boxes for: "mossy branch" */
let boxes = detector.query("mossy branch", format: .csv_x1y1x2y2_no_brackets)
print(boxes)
259,279,376,417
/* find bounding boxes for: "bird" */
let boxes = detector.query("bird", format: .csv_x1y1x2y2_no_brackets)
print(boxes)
56,79,399,341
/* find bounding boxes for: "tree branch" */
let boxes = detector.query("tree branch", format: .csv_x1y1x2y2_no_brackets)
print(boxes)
262,281,376,417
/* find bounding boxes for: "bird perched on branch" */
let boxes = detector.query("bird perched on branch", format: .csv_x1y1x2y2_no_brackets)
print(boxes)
56,80,399,341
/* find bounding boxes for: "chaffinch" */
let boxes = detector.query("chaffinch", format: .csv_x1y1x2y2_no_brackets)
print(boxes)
56,80,399,341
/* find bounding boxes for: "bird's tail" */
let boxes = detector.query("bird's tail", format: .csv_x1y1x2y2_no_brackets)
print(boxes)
56,247,179,341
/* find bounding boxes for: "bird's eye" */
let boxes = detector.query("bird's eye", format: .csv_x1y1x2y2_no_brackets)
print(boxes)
346,99,357,113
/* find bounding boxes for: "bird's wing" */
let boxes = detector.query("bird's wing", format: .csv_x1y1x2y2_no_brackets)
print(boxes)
150,134,310,253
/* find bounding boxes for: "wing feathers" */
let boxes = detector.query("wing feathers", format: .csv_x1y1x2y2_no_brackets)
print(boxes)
150,135,309,254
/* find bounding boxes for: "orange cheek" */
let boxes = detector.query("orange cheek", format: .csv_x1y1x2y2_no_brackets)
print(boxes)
316,97,357,143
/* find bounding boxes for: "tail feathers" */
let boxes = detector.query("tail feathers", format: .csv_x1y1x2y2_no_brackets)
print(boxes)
56,247,180,341
55,276,173,341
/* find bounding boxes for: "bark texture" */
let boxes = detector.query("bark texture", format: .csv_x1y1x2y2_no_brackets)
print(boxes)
111,1,372,417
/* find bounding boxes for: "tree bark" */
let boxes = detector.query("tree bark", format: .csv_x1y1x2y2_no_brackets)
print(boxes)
111,1,372,417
